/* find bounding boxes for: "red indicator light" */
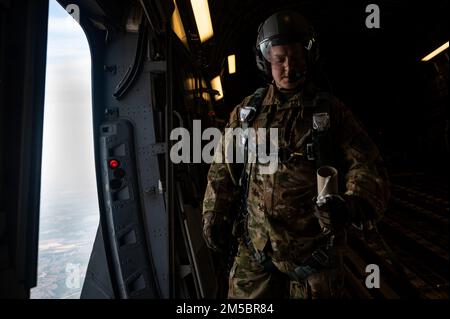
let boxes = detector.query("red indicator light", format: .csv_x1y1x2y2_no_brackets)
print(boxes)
109,159,120,169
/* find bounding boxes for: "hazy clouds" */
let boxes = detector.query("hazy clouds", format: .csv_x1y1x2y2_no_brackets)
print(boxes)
32,1,99,299
41,1,95,194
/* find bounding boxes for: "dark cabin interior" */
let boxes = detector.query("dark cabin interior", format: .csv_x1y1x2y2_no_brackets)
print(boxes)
0,0,447,299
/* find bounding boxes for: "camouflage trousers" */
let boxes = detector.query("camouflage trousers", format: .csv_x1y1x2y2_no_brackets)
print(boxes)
228,242,345,299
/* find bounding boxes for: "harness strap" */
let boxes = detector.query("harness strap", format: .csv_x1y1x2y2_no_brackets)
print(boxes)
244,231,336,281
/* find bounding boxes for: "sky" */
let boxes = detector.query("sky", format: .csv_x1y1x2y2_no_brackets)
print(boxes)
31,0,99,299
41,0,96,195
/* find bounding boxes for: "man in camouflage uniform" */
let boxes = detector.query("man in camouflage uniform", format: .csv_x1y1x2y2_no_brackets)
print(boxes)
202,11,390,299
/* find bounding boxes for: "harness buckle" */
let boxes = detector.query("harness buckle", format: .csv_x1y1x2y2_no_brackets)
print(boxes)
306,143,315,161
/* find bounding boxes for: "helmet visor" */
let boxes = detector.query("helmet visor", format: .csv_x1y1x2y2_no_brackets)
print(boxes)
259,35,313,62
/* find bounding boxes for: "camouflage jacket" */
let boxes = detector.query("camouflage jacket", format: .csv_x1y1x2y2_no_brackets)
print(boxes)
202,83,390,269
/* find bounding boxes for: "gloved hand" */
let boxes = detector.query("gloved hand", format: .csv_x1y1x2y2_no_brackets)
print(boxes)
314,195,349,232
314,194,374,232
202,212,229,252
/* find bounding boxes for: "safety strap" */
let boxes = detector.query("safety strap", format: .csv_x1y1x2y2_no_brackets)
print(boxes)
250,87,268,107
238,87,267,187
229,87,267,244
306,92,335,168
244,230,335,280
244,235,280,274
